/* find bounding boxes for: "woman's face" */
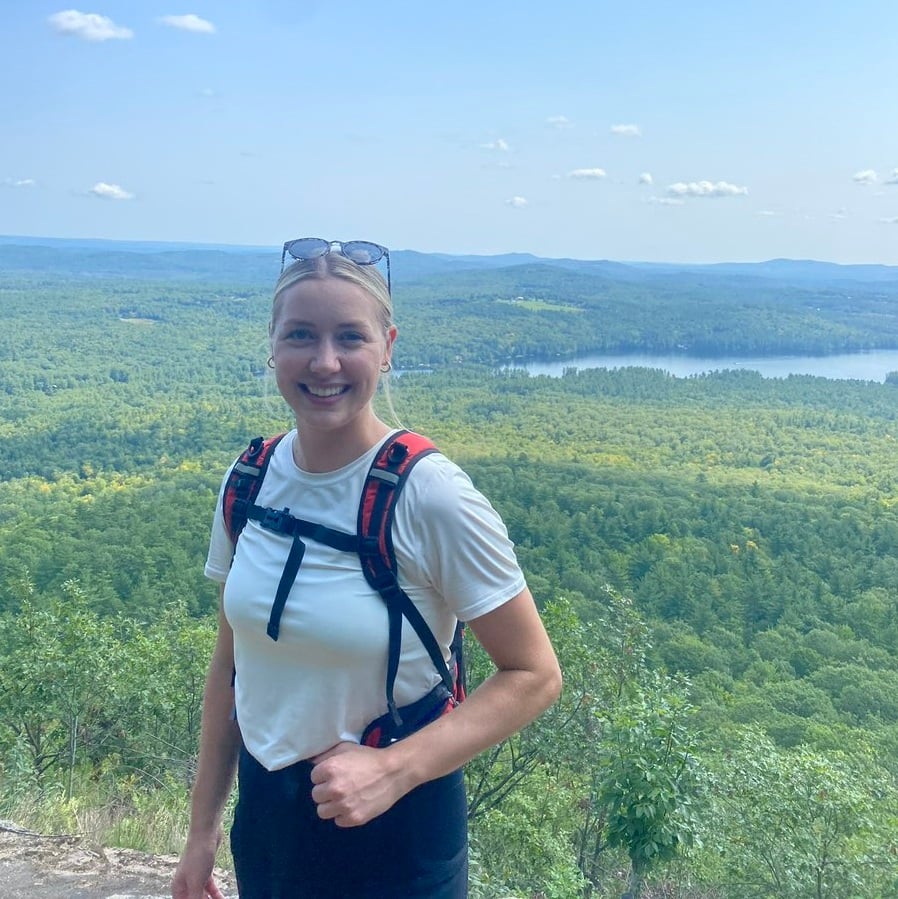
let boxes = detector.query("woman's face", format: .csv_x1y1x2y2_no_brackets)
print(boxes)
270,276,396,440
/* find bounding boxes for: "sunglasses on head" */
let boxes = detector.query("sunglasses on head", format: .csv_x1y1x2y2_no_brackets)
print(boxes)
281,238,391,294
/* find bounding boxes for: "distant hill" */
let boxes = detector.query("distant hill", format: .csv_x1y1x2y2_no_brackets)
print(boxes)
0,234,273,255
630,258,898,285
1,235,897,289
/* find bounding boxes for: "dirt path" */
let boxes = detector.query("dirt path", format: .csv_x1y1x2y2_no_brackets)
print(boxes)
0,825,236,899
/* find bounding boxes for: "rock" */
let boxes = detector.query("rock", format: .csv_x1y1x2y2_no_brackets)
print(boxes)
0,830,235,899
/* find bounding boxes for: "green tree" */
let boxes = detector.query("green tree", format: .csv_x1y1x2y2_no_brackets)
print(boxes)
707,729,898,898
0,580,120,796
594,673,703,899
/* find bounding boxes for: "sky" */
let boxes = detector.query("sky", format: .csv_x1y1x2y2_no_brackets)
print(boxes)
2,1,897,265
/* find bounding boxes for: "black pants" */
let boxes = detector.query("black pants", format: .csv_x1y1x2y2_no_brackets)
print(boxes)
231,747,468,898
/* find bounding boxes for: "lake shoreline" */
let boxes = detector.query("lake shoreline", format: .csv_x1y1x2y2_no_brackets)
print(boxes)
501,348,898,383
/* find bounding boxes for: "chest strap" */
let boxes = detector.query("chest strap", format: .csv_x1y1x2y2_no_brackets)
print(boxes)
247,502,455,722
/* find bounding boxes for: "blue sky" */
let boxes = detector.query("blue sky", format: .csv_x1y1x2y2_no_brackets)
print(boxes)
2,2,897,264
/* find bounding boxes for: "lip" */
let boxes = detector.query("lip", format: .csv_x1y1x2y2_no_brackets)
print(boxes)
301,383,350,399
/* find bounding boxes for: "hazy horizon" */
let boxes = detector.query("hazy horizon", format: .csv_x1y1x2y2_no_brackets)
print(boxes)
3,232,898,271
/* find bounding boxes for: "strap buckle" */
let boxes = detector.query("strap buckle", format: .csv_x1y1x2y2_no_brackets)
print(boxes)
261,506,293,534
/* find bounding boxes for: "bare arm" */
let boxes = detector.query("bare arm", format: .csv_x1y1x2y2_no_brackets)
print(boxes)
172,588,241,899
311,586,561,826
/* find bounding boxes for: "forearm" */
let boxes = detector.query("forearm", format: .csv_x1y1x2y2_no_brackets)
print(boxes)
186,619,241,839
308,590,560,828
386,661,559,791
188,674,241,836
388,588,560,789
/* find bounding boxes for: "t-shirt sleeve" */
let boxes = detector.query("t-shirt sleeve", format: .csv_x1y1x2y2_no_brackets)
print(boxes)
204,466,235,583
394,455,527,622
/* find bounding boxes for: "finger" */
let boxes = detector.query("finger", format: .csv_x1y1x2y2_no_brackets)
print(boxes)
309,743,356,784
310,780,332,804
318,804,361,828
315,796,338,820
333,808,371,828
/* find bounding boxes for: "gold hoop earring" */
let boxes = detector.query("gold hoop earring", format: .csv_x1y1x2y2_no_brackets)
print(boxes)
380,361,392,373
267,356,275,369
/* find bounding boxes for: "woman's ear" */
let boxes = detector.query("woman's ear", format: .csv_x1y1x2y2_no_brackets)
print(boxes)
384,325,398,364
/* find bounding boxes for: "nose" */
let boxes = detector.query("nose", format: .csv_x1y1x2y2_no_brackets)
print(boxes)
309,338,341,373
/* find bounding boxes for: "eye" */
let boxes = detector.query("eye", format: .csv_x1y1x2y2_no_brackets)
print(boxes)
339,330,366,344
284,327,313,341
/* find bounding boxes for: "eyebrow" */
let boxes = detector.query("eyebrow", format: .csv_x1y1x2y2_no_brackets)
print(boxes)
278,318,374,331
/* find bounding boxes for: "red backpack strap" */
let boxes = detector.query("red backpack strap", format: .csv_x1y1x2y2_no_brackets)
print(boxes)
358,430,437,562
450,620,466,704
222,434,286,546
357,431,465,724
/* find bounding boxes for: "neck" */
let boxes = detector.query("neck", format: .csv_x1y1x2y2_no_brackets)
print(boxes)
292,419,391,473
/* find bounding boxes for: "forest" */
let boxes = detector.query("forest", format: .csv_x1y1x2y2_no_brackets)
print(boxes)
2,241,898,898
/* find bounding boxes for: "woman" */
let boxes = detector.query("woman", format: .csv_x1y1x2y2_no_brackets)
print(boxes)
172,239,562,899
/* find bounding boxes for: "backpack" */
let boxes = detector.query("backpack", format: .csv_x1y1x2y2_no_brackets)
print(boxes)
222,429,466,747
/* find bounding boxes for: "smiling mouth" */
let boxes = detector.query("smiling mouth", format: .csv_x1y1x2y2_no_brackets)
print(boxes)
302,384,349,398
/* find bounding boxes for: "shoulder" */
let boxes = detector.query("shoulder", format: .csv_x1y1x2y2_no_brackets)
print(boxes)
399,451,509,540
400,451,475,510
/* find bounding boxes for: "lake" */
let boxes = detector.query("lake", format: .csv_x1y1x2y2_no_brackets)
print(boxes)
506,349,898,382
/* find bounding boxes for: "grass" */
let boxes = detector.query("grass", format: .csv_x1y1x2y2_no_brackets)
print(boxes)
0,770,235,869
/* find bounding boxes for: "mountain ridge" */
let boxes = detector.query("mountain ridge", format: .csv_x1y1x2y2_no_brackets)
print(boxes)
1,235,897,288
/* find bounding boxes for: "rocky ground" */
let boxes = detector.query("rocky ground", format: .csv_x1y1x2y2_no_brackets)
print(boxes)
0,823,236,899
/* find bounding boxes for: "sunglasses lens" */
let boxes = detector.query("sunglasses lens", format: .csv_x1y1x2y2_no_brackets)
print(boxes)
341,241,386,264
285,238,330,260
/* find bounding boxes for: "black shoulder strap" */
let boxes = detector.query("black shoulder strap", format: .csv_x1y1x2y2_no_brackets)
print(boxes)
357,430,463,724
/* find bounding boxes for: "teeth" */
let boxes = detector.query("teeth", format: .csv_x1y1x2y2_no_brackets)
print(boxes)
306,385,345,397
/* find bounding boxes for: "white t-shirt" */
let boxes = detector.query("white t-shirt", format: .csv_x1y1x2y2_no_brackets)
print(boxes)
205,430,526,771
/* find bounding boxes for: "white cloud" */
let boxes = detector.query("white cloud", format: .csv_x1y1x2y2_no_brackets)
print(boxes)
884,169,898,185
852,169,878,184
506,196,528,208
568,168,607,180
48,10,133,41
611,124,641,137
879,216,898,225
90,182,134,200
650,196,685,206
757,210,781,217
638,172,653,185
667,180,748,198
830,208,848,220
481,138,510,151
158,14,216,34
546,115,571,128
4,178,36,188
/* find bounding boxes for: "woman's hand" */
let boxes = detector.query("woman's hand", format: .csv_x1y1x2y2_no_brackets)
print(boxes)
310,741,407,827
171,830,226,899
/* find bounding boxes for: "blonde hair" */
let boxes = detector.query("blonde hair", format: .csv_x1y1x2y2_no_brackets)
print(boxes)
272,255,393,331
270,255,400,424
